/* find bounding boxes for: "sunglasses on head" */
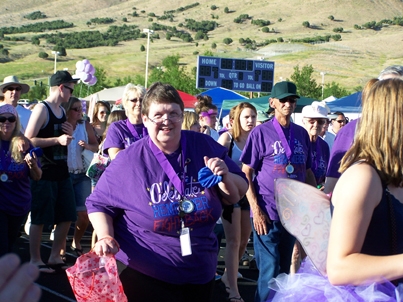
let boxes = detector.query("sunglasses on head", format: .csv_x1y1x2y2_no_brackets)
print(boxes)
279,97,297,104
5,86,22,92
0,116,16,123
129,97,143,103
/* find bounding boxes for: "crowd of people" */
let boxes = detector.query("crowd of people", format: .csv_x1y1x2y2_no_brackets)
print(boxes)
1,64,403,301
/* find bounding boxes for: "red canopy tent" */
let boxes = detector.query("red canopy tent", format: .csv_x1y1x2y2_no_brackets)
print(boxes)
177,90,197,109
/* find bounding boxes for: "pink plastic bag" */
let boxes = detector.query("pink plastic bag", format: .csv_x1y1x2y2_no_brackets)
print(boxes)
66,251,127,302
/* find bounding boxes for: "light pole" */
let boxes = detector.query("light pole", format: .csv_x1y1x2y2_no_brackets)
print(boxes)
320,72,326,100
143,28,154,88
51,51,60,74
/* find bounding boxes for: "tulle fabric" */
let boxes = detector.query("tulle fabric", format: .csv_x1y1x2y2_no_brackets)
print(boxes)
267,259,403,302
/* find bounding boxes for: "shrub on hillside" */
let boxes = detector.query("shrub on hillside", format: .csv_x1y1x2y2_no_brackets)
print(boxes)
332,34,342,41
90,18,114,24
140,45,145,51
38,51,48,59
333,27,343,33
223,37,233,45
328,15,335,21
224,7,229,13
302,21,310,28
211,5,217,10
24,11,46,20
252,19,271,27
262,27,270,33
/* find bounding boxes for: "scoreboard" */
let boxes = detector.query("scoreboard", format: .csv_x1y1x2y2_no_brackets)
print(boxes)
196,56,275,93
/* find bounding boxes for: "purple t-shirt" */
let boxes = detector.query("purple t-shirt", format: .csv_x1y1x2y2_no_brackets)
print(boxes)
0,141,32,216
103,119,148,155
240,119,312,221
86,130,246,284
326,118,359,178
311,137,330,185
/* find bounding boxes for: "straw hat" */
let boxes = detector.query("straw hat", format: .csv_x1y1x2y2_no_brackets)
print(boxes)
0,75,30,96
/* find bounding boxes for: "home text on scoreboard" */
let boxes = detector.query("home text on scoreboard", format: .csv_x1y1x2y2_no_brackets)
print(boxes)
196,56,275,93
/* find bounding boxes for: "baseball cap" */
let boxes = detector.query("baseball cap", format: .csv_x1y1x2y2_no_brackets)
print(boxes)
302,101,328,119
270,81,300,100
50,71,79,87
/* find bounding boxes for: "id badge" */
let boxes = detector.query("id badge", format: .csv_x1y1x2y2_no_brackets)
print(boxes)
180,227,192,256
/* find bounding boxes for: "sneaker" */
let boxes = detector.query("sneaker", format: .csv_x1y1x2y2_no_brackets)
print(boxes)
240,251,250,266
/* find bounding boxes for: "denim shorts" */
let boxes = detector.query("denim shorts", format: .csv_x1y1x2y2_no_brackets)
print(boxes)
70,173,91,212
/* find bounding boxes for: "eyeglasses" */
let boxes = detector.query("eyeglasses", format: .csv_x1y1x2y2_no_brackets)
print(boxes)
129,98,143,103
0,116,16,123
148,113,183,124
5,86,22,92
306,119,326,125
70,107,82,112
335,119,346,124
99,111,109,115
63,85,74,94
279,97,297,104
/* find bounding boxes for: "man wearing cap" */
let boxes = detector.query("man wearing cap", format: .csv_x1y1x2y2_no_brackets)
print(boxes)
25,71,78,273
240,81,316,302
301,101,330,187
0,75,31,133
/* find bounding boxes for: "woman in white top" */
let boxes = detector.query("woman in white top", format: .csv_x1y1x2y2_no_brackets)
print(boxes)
218,102,257,302
63,97,98,255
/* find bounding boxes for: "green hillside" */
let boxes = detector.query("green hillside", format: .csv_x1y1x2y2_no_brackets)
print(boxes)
0,0,402,92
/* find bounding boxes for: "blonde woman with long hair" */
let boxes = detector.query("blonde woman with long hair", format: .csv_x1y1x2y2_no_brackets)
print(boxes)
218,102,257,302
0,104,41,256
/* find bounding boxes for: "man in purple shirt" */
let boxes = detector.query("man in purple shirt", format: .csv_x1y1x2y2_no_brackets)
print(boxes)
240,81,316,302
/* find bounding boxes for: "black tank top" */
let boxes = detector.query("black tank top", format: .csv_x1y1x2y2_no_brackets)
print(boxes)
37,102,69,181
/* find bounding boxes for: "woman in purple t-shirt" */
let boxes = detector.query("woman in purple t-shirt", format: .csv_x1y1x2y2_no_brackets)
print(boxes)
87,82,248,302
0,104,41,256
103,83,147,160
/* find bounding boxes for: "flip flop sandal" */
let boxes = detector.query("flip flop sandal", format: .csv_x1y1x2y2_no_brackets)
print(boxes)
37,264,55,274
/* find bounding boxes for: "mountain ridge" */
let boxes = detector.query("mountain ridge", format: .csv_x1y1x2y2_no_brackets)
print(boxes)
0,0,402,91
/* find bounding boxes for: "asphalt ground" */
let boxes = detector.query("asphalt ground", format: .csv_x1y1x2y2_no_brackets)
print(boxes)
12,226,258,302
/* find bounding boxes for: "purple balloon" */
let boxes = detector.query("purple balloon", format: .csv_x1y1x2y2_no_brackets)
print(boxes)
82,59,90,65
81,72,91,82
84,63,93,73
88,64,95,75
88,75,97,86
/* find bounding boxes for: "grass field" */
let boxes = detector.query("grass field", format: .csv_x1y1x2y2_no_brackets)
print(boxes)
0,0,402,92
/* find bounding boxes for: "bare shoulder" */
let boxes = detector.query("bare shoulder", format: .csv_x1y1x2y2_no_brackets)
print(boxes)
217,131,231,148
333,162,382,209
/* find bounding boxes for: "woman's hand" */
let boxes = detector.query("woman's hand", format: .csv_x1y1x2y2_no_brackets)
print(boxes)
204,156,229,177
24,153,38,170
94,236,120,257
78,140,87,149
